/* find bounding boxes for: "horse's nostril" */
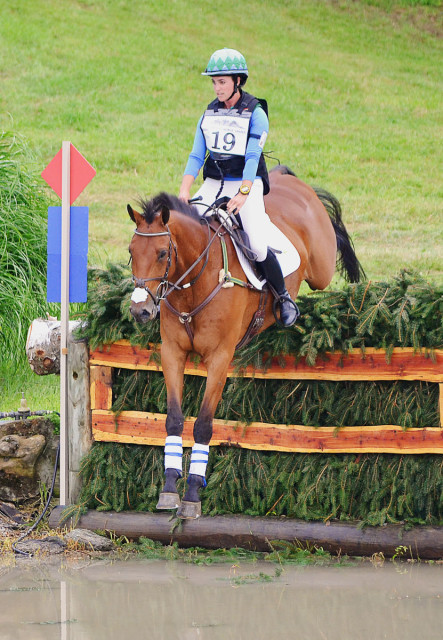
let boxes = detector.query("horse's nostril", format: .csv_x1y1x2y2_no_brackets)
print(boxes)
130,304,155,324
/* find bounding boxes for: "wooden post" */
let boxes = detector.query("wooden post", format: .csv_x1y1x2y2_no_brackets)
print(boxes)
26,319,93,503
90,365,113,411
67,333,92,504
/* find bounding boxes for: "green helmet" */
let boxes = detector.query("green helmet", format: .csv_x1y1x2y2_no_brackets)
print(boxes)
202,48,248,77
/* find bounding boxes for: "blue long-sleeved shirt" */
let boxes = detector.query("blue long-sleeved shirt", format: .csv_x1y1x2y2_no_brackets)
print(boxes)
184,105,269,183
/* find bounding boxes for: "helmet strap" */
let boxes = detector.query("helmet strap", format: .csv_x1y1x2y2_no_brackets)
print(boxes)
226,76,241,102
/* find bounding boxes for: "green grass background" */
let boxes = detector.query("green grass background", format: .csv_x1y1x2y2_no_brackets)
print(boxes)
0,0,442,411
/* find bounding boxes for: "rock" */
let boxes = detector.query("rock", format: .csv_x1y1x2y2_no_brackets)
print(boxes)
0,502,26,524
65,529,115,551
0,418,59,502
0,434,46,477
14,536,66,555
0,520,18,537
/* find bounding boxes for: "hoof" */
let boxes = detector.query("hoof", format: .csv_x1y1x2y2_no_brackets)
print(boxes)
156,492,181,510
177,500,201,520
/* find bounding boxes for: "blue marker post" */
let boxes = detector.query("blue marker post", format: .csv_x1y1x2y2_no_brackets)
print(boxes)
47,207,89,304
42,141,95,505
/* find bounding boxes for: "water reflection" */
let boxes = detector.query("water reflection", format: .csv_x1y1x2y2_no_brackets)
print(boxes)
0,559,442,640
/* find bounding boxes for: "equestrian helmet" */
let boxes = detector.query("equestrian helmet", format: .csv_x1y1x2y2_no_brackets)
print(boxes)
202,48,248,77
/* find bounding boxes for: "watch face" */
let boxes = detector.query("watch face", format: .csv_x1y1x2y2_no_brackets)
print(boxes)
240,186,250,194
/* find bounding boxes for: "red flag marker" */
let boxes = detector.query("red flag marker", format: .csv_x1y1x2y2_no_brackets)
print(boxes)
42,143,96,204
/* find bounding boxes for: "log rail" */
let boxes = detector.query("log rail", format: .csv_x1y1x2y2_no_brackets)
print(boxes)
90,340,443,454
48,506,443,560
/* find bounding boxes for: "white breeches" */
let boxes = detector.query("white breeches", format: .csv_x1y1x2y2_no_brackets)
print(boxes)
192,177,271,262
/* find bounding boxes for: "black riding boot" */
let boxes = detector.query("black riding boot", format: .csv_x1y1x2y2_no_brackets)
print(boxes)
258,249,299,327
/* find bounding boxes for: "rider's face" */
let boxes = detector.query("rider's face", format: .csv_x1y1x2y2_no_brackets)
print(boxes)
211,76,236,103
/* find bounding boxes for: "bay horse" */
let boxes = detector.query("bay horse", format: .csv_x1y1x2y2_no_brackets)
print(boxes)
127,166,364,519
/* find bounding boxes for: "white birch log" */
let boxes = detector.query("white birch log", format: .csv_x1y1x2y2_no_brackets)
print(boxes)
26,318,81,375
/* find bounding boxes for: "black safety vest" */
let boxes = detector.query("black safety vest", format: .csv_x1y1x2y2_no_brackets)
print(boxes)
202,91,270,195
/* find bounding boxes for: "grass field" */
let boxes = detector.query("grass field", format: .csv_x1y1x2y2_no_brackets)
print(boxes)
0,0,442,411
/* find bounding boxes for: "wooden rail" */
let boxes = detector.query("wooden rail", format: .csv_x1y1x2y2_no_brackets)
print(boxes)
90,340,443,382
48,506,443,559
90,341,443,454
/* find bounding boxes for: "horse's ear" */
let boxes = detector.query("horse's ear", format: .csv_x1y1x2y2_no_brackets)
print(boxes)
161,205,170,226
127,204,144,226
127,204,136,222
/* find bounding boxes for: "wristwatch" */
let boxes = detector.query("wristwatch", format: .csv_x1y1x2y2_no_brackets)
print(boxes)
239,184,251,195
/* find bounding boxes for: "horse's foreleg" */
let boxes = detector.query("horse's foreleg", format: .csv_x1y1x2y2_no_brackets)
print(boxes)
156,344,187,511
178,348,232,519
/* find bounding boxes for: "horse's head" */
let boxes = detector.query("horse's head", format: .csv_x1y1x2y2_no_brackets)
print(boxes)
127,202,173,324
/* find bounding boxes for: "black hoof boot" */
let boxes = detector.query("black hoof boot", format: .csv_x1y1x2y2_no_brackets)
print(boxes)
177,474,204,520
279,290,300,327
156,468,181,510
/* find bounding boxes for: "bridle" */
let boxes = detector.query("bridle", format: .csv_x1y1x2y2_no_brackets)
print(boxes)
130,219,215,315
131,227,178,311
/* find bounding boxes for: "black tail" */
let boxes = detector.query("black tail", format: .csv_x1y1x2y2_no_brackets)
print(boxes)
270,165,365,282
313,187,366,283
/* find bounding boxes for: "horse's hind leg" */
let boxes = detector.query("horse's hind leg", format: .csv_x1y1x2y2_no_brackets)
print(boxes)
177,347,232,519
156,345,187,511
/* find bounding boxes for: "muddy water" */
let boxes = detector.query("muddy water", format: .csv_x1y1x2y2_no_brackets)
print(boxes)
0,559,442,640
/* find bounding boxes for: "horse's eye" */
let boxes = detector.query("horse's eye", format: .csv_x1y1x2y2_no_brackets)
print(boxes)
158,250,168,261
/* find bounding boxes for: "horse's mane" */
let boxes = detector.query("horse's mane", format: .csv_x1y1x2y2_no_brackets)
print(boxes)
139,192,200,224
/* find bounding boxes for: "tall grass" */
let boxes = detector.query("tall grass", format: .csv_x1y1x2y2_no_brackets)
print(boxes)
0,132,54,367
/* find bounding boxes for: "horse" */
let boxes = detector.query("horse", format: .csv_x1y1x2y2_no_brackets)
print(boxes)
127,165,364,519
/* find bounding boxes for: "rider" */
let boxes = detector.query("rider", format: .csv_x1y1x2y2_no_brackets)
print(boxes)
178,48,298,327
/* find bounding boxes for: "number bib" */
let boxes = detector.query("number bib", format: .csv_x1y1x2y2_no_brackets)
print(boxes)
201,109,252,157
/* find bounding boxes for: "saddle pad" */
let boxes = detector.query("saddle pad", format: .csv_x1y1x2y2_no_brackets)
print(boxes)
233,221,301,290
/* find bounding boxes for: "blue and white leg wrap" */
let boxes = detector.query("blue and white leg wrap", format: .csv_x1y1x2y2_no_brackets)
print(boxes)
189,443,209,480
164,436,183,475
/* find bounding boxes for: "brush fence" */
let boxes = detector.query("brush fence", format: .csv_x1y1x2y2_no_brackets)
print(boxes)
90,340,443,454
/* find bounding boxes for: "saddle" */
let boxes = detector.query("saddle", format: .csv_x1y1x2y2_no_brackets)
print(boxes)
211,196,263,271
209,197,299,330
208,197,269,349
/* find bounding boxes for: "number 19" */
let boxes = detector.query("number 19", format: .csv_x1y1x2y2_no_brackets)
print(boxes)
212,131,236,152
